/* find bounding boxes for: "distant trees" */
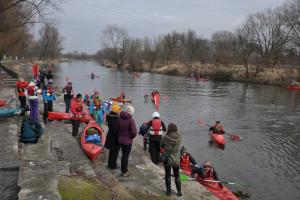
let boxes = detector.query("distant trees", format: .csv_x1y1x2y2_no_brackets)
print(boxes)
0,0,60,60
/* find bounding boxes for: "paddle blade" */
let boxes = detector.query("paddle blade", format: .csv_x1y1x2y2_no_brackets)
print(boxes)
179,173,191,182
229,134,241,141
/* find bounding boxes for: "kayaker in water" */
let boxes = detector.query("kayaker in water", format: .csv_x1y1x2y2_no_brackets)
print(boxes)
89,91,103,125
209,121,225,134
63,82,74,113
180,146,197,170
118,92,126,101
70,94,83,136
190,161,219,181
117,105,137,177
147,112,167,165
160,123,182,196
42,81,56,124
105,103,121,170
16,78,29,116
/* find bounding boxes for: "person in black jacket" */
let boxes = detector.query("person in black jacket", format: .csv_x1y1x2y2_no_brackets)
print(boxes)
104,103,121,169
62,82,74,113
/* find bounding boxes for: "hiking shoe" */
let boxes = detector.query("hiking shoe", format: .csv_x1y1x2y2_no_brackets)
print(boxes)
121,172,131,177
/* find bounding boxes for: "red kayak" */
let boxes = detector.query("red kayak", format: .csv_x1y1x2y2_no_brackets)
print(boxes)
81,120,106,161
110,97,132,103
286,85,300,90
210,132,226,147
181,167,239,200
48,112,92,122
0,99,6,107
152,93,160,110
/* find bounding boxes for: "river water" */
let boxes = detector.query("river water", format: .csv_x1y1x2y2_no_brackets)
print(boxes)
54,61,300,200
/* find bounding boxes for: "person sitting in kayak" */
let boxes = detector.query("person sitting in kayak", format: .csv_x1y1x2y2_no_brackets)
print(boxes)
209,121,225,134
147,112,167,165
180,146,197,170
118,92,126,101
191,161,219,180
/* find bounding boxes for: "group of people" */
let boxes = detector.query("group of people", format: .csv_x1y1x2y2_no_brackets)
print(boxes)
15,65,56,124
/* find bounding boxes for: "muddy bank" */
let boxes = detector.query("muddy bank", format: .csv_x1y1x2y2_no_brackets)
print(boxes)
102,60,300,86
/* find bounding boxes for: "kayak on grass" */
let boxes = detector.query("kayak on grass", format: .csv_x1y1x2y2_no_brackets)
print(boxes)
181,167,239,200
0,108,23,118
210,131,226,147
286,85,300,90
81,120,106,161
0,99,6,107
48,111,92,122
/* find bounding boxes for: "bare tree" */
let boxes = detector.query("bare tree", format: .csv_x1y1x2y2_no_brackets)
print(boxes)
161,31,180,65
102,24,128,66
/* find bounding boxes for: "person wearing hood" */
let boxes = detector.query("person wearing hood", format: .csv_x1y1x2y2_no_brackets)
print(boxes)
16,78,29,116
105,103,121,169
27,81,40,122
42,81,56,123
70,94,83,136
117,105,137,177
160,123,182,196
147,112,167,165
63,82,74,113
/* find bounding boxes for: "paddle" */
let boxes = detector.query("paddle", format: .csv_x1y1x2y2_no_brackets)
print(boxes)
179,172,248,187
196,118,241,141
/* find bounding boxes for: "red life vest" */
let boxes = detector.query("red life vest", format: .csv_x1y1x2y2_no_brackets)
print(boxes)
75,103,83,112
213,125,224,133
27,86,36,96
93,98,101,108
180,155,190,169
150,119,162,135
16,81,29,96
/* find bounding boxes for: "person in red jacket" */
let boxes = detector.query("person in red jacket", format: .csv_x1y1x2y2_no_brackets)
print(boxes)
70,94,83,136
16,78,29,116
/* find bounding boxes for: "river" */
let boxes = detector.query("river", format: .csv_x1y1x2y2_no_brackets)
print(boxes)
54,61,300,200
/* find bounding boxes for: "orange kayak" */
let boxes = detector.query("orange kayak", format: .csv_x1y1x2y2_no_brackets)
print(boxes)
0,99,6,107
181,167,239,200
81,120,106,161
48,112,92,122
286,85,300,90
210,131,226,147
110,97,132,103
152,93,160,110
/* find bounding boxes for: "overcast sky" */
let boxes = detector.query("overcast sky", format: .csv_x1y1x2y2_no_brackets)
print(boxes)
57,0,286,54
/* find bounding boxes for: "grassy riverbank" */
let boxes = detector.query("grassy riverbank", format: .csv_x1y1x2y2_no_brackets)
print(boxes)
102,60,300,86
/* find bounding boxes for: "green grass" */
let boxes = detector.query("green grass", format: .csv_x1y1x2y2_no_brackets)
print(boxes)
58,176,113,200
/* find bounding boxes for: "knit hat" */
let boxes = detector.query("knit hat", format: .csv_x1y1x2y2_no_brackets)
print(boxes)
126,105,134,115
76,93,82,98
112,104,121,113
152,112,160,118
180,146,187,154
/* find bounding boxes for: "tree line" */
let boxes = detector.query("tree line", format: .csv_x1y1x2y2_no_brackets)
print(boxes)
97,0,300,78
0,0,63,60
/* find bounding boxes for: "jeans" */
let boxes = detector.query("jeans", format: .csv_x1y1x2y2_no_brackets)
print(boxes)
120,144,132,173
71,119,80,136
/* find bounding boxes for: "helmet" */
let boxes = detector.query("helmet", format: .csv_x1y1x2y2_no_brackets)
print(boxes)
152,112,160,118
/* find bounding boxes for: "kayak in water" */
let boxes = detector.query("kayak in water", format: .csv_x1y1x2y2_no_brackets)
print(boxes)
110,97,132,103
91,72,96,79
81,120,106,161
286,85,300,90
151,92,160,110
210,131,226,148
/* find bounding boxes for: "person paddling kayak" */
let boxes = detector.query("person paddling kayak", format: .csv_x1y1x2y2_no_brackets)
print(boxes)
191,161,219,180
209,121,225,134
180,146,197,169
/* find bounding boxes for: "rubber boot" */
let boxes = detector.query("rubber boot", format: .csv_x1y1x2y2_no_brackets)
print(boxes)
165,177,171,196
175,177,182,196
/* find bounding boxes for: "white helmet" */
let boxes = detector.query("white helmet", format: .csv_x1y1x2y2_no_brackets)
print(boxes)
152,112,160,118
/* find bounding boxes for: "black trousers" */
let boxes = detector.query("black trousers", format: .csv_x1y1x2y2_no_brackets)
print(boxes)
149,138,161,165
71,119,80,136
18,96,26,116
65,98,71,113
120,144,132,173
164,163,180,180
108,145,120,169
43,101,53,120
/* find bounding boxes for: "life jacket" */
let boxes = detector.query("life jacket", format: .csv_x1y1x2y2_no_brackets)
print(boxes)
75,103,83,112
93,98,101,109
149,119,163,135
46,87,54,96
27,86,36,96
16,81,28,96
180,154,190,169
213,125,224,133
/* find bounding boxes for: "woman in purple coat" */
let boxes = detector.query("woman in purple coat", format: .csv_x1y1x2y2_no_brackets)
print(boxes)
117,105,137,177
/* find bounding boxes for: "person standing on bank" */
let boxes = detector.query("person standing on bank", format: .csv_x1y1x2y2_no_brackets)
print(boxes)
70,94,83,137
63,82,74,113
27,81,40,122
160,123,182,196
16,78,29,116
147,111,167,165
117,105,137,177
105,103,121,169
42,81,56,124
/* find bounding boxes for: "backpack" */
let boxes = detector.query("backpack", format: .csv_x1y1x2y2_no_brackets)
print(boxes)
20,118,43,143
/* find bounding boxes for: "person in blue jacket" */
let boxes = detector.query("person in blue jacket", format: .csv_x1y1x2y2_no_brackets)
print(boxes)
42,81,56,123
89,91,103,125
